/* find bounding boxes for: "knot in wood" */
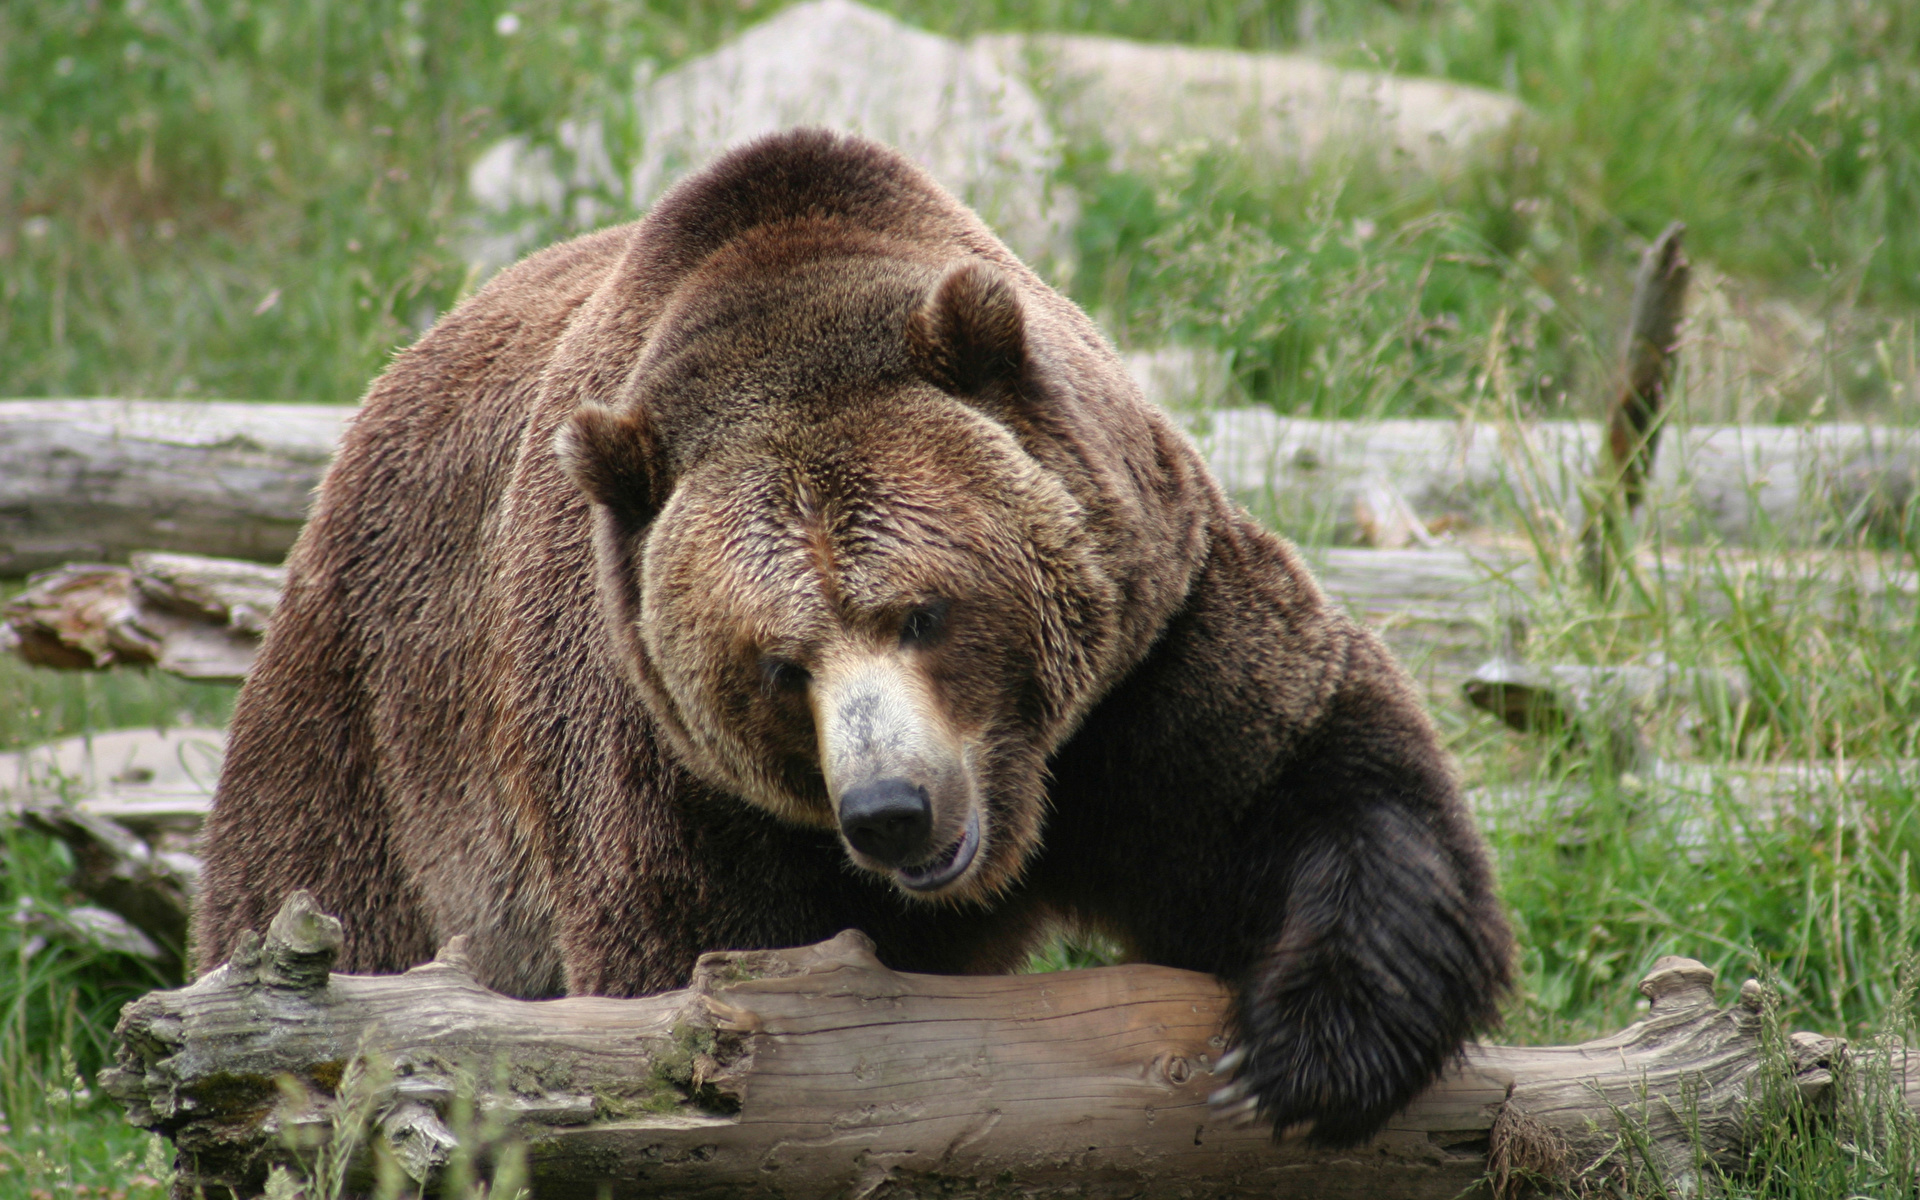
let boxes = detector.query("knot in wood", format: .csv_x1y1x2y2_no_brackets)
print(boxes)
430,935,476,976
1788,1031,1844,1072
224,927,264,984
1159,1054,1193,1085
1638,956,1716,1014
260,889,343,992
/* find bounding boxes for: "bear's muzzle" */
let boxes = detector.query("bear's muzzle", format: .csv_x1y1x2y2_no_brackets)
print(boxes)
814,652,981,891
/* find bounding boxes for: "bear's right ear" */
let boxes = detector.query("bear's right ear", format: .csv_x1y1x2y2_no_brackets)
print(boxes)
907,261,1027,397
555,403,658,526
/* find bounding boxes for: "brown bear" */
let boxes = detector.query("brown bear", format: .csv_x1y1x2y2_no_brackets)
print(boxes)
193,129,1511,1145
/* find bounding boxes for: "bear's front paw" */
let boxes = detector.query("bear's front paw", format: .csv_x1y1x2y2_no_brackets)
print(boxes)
1204,1047,1273,1129
1206,1035,1405,1146
1207,982,1450,1147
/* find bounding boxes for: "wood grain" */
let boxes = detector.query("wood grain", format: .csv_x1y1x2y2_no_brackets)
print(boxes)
105,895,1869,1199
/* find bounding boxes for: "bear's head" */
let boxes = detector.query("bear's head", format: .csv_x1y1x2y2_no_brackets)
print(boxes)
557,245,1121,903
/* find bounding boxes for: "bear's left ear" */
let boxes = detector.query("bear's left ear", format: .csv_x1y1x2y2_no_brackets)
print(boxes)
907,261,1026,397
554,403,659,527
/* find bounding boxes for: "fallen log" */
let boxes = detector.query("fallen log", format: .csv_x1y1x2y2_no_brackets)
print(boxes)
1,551,280,681
4,548,1517,683
5,400,1917,578
1471,757,1920,860
0,399,346,576
1464,657,1752,734
1,727,222,973
0,726,223,837
1191,414,1920,548
105,891,1876,1200
12,728,1908,959
9,546,1912,688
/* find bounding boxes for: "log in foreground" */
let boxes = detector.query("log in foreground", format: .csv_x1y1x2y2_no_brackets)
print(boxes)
107,894,1864,1199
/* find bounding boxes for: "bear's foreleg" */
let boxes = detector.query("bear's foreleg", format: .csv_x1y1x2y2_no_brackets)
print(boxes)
1209,684,1511,1144
1040,543,1510,1145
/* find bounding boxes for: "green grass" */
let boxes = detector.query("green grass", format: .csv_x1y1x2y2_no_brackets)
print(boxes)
0,660,235,756
0,818,175,1200
7,0,1920,1193
1066,141,1597,419
4,0,1918,415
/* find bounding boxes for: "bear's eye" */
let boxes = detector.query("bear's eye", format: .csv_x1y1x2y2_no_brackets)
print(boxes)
760,656,811,696
900,599,951,647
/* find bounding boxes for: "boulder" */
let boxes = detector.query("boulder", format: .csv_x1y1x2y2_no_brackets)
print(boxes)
982,33,1522,180
628,0,1073,273
472,0,1072,275
466,1,1523,274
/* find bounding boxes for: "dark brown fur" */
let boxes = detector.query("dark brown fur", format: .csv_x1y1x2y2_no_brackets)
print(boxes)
194,130,1511,1145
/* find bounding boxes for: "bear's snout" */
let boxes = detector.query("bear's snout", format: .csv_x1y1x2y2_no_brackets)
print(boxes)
814,653,980,891
837,778,933,866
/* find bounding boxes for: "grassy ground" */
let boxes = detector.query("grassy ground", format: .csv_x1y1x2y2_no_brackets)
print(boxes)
6,0,1920,1194
3,0,1917,414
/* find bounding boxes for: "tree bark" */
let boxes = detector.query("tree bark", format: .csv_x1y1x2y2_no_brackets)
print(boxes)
104,892,1875,1200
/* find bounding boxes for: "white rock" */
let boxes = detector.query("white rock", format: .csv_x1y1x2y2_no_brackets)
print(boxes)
989,34,1523,180
464,2,1523,276
468,0,1072,275
468,117,627,274
629,0,1073,274
1122,345,1234,410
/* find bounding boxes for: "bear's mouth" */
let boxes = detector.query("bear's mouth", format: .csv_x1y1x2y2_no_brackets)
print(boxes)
896,809,981,892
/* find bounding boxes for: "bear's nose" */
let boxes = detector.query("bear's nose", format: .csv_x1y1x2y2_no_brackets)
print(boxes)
837,778,934,867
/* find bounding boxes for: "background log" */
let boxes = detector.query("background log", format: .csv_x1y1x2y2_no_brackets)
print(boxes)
9,547,1911,686
2,551,279,680
0,399,346,576
104,892,1868,1200
4,400,1917,579
1,727,220,972
1189,413,1920,547
11,729,1902,967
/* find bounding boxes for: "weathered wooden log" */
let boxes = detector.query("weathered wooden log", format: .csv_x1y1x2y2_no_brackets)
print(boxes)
1582,222,1691,591
4,401,1917,579
2,551,280,681
1461,654,1750,769
1471,758,1920,859
12,727,1905,958
9,545,1913,688
0,399,347,576
3,548,1518,683
15,798,196,971
104,892,1876,1200
2,727,222,972
1194,413,1920,547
